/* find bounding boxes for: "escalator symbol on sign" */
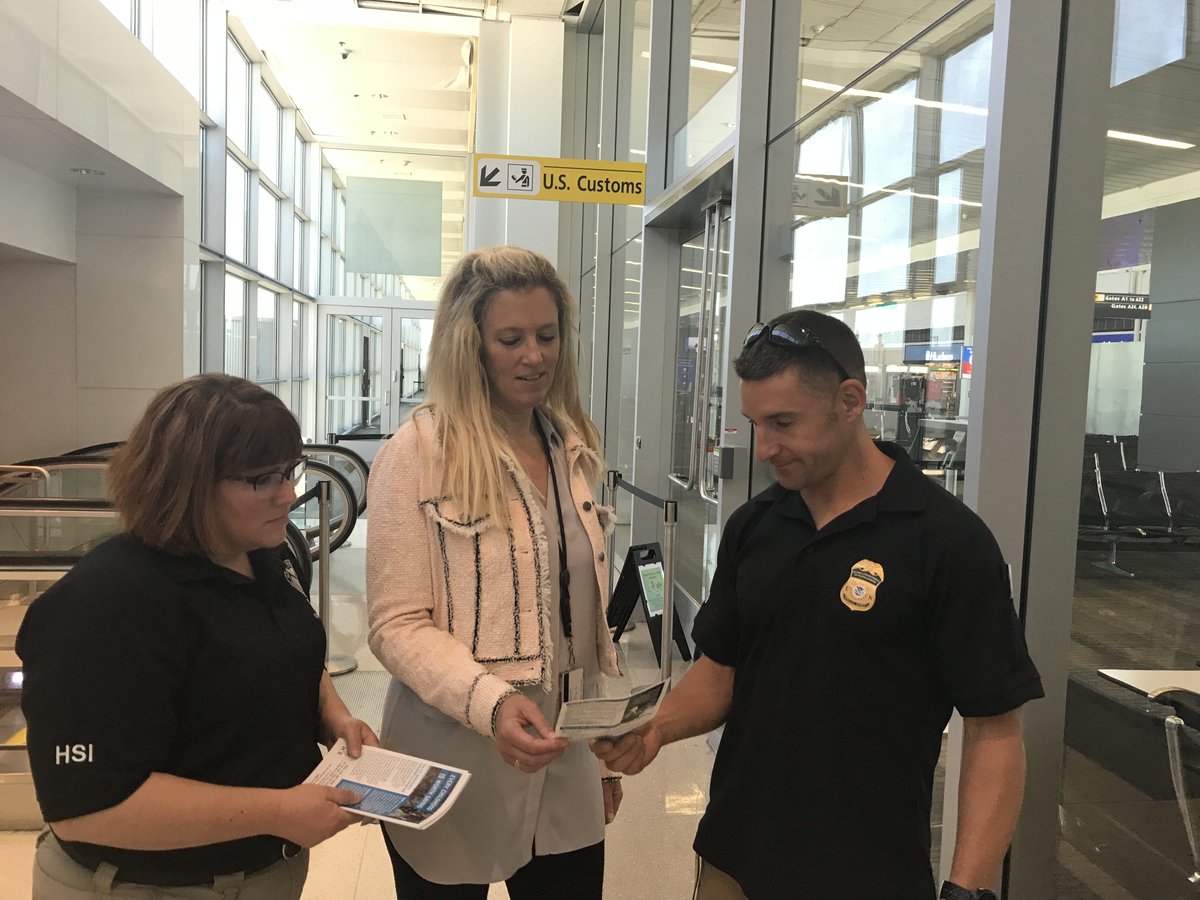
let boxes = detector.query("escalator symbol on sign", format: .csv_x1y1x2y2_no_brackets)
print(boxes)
507,164,535,192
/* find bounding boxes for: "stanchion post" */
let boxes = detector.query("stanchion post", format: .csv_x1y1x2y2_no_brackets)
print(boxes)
317,478,357,676
605,470,619,594
661,500,678,683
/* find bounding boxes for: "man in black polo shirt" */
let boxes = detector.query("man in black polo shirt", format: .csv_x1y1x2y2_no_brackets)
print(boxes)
594,310,1043,900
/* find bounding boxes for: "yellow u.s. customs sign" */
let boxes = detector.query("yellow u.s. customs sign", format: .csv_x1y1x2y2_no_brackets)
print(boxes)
840,559,885,612
473,152,646,206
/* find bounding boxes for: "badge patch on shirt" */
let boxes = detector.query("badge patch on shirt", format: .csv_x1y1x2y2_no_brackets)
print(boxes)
840,559,885,612
282,559,309,606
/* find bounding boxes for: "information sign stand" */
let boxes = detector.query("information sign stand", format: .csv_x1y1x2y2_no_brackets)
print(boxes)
607,542,691,667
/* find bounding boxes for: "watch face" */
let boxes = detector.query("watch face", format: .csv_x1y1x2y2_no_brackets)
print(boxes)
977,892,998,900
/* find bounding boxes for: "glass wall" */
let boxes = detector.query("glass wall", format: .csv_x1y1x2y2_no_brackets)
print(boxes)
759,0,996,875
761,2,994,499
1057,3,1200,896
612,236,643,560
671,0,741,177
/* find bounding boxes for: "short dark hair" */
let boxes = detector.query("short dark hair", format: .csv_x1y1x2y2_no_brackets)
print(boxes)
734,310,866,391
108,374,302,556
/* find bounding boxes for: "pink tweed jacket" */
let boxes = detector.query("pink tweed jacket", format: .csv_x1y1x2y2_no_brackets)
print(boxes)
366,407,620,737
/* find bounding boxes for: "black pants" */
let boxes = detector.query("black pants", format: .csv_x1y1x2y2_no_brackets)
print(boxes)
379,824,604,900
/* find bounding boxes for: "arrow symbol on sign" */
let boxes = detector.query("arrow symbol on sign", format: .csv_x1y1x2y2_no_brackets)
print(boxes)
480,165,501,187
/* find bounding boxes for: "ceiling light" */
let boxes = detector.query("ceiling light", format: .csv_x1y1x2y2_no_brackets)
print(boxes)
70,167,106,176
800,79,986,116
1106,129,1195,149
690,58,736,74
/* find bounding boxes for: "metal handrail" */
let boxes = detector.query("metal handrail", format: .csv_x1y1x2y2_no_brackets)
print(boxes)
697,203,728,506
670,208,715,493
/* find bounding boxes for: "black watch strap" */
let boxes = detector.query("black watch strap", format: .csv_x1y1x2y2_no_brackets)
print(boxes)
940,882,998,900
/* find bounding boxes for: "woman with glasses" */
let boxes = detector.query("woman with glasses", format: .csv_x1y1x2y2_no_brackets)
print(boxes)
18,373,376,900
366,246,620,899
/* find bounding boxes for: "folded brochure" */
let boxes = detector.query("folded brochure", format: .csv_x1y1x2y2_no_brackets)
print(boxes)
305,739,471,830
554,678,669,741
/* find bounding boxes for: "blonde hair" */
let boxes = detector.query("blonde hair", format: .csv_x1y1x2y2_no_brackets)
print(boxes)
108,374,302,556
419,246,604,524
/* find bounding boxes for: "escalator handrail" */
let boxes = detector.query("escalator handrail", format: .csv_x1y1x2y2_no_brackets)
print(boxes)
0,497,115,512
61,441,124,457
292,458,358,560
302,443,370,516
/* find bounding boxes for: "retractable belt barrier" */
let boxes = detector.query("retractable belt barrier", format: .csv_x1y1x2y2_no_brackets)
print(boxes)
601,470,679,683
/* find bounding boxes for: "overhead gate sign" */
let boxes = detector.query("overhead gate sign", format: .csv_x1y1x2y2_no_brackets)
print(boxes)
473,152,646,206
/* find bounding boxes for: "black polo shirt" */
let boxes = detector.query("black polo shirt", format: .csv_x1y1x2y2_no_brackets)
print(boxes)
16,533,325,883
692,442,1043,900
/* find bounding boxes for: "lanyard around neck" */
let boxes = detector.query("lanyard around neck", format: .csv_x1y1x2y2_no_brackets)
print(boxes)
534,415,574,646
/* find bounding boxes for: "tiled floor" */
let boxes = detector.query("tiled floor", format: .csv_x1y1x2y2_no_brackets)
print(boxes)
1,517,713,899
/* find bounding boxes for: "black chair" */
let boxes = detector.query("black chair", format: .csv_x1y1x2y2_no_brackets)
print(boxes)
1115,434,1140,471
1152,688,1200,885
1163,472,1200,537
1086,448,1173,576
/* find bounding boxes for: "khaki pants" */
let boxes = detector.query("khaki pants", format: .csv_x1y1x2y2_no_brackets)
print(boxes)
693,857,749,900
32,831,309,900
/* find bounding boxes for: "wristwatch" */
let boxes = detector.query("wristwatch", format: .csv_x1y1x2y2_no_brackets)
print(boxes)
939,882,998,900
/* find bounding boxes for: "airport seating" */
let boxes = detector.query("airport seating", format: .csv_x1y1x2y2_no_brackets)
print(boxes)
1152,689,1200,886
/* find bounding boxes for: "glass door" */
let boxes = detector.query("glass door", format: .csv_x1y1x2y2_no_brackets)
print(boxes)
668,200,731,607
316,305,433,460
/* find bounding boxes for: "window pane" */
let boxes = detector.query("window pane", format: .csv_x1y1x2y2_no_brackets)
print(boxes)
671,0,741,177
940,33,992,163
935,169,964,284
293,215,304,289
335,192,346,250
862,81,916,193
254,288,278,383
151,0,202,100
1111,0,1186,85
857,193,913,297
294,134,306,209
97,0,132,29
792,216,850,307
257,186,278,278
225,156,247,262
226,37,249,152
798,117,851,178
223,274,245,377
256,82,280,184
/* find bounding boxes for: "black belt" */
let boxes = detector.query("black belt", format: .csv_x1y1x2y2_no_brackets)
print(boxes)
59,836,303,888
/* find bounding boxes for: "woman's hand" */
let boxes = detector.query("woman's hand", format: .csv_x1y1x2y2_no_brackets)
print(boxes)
602,778,623,824
494,693,568,773
320,712,379,758
272,783,362,847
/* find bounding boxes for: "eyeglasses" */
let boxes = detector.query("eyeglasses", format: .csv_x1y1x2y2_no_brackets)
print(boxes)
228,458,306,492
743,322,853,383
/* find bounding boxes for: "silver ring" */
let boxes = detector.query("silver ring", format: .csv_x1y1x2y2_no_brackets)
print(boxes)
513,758,521,770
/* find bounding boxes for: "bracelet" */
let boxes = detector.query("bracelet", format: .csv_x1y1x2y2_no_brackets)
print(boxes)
601,775,623,783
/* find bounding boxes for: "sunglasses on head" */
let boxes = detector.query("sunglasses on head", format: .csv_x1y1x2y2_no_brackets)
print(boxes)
743,322,853,383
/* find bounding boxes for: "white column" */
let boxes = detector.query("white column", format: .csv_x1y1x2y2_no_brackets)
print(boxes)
468,17,564,265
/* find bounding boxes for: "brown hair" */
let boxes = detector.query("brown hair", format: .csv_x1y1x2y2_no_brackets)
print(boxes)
108,374,301,556
419,246,604,524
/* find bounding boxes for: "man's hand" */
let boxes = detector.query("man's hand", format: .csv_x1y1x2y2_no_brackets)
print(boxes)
590,720,662,775
495,693,568,773
272,783,362,847
602,779,623,824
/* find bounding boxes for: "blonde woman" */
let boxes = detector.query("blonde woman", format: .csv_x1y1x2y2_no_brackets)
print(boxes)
367,246,621,899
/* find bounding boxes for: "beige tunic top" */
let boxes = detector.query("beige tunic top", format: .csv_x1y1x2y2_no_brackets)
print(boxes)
379,424,605,884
